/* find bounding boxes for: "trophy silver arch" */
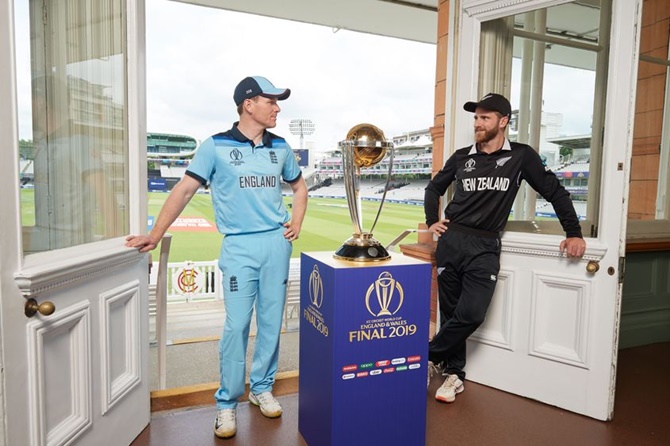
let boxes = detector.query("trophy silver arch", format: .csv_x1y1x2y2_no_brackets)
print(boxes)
333,123,395,262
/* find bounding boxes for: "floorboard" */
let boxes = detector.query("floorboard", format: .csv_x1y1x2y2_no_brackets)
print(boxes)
132,342,670,446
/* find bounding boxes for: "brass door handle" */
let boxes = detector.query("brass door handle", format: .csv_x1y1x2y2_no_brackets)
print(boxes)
25,298,55,318
586,260,600,274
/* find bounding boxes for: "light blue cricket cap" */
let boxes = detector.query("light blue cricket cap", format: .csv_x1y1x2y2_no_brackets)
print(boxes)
233,76,291,106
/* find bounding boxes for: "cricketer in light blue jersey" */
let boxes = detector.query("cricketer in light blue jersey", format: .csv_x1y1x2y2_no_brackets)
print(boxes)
126,76,307,439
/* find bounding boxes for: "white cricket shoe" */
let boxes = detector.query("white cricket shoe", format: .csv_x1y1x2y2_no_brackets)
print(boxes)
435,374,464,403
214,408,237,439
249,391,283,418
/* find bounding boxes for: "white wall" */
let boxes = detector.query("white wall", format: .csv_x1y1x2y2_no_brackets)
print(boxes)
174,0,437,43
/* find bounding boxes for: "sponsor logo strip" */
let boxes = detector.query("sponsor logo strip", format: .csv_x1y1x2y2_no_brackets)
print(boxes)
339,355,423,380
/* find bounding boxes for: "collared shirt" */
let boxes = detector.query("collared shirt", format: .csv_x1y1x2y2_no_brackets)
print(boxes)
186,122,302,235
424,138,582,238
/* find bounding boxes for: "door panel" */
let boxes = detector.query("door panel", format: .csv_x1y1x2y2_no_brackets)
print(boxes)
469,268,515,350
16,249,149,446
447,0,639,420
99,280,142,415
28,301,92,445
529,272,592,368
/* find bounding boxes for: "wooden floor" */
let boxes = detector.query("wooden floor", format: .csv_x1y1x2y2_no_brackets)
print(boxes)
132,342,670,446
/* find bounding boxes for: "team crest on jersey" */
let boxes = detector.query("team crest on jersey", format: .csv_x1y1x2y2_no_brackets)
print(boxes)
495,156,512,168
269,150,278,164
229,275,239,292
464,158,476,172
229,148,245,166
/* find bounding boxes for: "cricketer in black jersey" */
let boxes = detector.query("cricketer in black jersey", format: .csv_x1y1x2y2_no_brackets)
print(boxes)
424,138,582,237
424,93,586,404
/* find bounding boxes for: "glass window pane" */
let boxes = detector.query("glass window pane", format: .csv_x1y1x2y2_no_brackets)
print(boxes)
509,41,596,225
478,1,606,237
16,0,129,253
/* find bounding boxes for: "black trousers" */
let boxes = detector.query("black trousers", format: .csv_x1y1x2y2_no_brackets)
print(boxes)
428,226,501,380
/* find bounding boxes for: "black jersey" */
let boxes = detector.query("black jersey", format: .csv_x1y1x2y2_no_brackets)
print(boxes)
424,139,582,238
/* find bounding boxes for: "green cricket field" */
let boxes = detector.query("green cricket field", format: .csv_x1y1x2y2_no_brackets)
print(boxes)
149,192,425,262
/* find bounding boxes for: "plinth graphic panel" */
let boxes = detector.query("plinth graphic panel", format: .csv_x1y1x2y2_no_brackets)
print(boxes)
298,252,431,446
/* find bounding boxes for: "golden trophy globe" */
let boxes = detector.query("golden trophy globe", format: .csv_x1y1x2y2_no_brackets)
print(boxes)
334,123,395,262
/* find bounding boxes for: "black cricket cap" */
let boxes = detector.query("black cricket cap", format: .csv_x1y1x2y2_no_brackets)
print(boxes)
463,93,511,117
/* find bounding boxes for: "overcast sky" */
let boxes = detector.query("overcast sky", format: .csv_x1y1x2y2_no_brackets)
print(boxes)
14,0,596,152
146,0,436,152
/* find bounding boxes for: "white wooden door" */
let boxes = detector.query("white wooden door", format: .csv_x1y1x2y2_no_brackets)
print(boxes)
444,0,640,420
0,0,150,444
11,250,149,446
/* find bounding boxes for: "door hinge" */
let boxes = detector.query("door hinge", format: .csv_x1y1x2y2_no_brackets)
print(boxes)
590,224,598,238
618,256,626,284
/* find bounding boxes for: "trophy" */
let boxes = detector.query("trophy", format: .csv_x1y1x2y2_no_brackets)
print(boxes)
334,123,394,262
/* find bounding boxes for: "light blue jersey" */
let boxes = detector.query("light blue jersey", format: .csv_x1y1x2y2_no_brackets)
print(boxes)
185,122,301,409
186,123,302,235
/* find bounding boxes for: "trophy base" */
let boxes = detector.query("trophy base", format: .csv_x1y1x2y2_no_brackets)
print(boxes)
333,236,391,262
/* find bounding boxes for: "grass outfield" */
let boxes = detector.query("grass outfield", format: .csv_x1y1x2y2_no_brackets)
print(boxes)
149,192,425,262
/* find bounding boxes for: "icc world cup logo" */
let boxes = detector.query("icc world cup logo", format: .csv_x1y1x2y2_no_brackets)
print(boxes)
309,265,324,309
230,149,243,161
365,271,404,317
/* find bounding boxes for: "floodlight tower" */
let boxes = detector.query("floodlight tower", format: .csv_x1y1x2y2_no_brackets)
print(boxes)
289,118,315,150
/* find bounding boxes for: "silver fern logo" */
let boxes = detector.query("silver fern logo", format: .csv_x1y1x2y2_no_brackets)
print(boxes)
495,156,512,168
